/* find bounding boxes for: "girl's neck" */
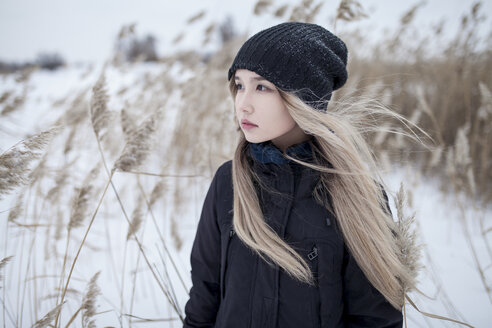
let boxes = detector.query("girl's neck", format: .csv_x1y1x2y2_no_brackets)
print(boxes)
271,124,311,152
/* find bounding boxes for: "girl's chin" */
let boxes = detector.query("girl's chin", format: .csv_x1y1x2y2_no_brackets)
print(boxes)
244,135,269,144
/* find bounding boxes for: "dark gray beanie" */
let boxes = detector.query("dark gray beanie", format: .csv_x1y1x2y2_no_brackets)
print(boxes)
227,22,348,111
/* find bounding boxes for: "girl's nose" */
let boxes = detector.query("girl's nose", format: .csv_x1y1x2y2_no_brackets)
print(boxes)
237,93,254,113
240,103,253,113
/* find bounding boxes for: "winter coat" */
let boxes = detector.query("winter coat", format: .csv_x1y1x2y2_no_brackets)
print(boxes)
183,139,403,328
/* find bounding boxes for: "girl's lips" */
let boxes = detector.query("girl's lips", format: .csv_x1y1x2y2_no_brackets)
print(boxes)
241,119,258,130
241,122,258,130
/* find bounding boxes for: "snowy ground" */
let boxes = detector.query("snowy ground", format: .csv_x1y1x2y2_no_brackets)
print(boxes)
0,64,491,327
384,166,491,327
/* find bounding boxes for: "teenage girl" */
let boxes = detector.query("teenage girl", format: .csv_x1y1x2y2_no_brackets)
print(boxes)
183,22,414,328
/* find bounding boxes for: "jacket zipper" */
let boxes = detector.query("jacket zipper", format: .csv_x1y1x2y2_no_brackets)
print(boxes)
307,244,320,328
308,245,318,261
307,244,319,285
221,228,236,300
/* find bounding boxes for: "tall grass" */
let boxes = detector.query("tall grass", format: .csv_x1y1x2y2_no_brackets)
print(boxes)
337,2,492,204
0,0,490,326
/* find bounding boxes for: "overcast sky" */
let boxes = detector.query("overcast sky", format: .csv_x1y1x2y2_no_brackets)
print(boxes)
0,0,490,64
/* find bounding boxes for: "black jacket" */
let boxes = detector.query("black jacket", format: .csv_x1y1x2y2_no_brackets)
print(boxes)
183,140,402,328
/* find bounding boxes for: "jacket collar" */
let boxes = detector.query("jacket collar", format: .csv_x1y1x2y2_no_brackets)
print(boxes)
249,138,314,165
248,138,320,200
247,138,322,210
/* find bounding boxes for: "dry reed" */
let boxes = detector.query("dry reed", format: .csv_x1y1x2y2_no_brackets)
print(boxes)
0,256,13,283
253,0,273,16
114,111,159,172
335,0,368,23
394,182,422,294
127,194,144,240
33,303,64,328
0,0,489,326
273,4,289,18
68,166,99,231
0,126,59,200
90,72,113,141
81,272,100,328
186,10,206,24
120,108,138,142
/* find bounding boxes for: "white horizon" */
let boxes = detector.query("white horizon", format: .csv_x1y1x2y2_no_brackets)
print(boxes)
0,0,490,64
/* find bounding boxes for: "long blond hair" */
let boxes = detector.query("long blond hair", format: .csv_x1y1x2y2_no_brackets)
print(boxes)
228,77,424,310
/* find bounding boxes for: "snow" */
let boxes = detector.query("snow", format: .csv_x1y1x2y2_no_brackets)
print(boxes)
0,64,491,327
384,166,492,327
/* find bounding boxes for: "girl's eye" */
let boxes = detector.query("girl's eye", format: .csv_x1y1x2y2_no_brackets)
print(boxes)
235,83,270,92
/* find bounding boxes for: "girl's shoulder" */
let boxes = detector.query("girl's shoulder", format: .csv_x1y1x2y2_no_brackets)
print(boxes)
212,160,233,198
215,160,232,178
211,160,234,227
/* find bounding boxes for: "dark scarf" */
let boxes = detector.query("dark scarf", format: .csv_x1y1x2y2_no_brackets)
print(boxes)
249,138,314,165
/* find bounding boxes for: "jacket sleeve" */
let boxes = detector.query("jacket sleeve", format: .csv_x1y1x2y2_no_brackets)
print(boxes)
342,246,403,327
183,170,222,328
342,187,403,327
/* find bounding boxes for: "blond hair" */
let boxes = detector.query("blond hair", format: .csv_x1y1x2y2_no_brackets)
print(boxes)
228,77,423,310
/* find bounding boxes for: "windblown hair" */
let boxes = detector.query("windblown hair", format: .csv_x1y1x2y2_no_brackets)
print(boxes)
228,77,424,310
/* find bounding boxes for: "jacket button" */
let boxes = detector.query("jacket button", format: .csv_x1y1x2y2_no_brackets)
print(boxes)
326,217,331,226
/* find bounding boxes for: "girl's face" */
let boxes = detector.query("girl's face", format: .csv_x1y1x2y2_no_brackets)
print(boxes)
234,69,308,151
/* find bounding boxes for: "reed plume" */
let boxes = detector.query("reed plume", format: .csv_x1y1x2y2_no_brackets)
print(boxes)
273,4,289,17
149,180,166,207
287,0,323,23
400,2,423,26
120,108,138,141
68,166,99,231
253,0,273,15
114,111,159,172
0,91,11,105
33,303,63,328
394,183,422,295
7,196,22,223
1,92,25,116
172,32,185,45
0,126,59,200
0,256,13,284
127,195,144,240
46,171,69,203
202,22,216,46
186,10,206,24
305,2,323,23
81,272,101,328
335,0,368,23
90,72,113,140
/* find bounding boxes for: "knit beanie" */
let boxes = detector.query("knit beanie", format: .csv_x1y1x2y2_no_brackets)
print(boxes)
227,22,348,111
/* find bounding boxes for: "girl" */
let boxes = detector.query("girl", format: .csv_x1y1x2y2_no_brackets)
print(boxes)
183,22,415,328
